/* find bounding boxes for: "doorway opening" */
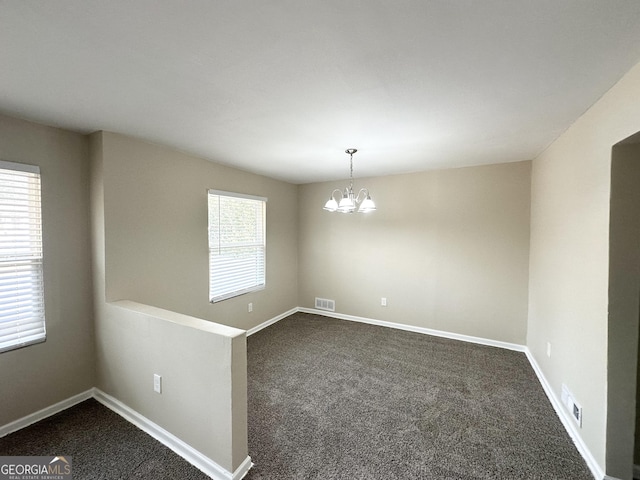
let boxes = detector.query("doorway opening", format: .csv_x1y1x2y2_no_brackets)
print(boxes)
606,132,640,479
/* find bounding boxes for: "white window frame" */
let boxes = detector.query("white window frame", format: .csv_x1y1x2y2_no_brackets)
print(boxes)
0,160,46,353
208,189,266,303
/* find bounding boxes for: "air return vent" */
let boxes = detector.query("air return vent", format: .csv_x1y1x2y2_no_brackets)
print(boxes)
315,297,335,312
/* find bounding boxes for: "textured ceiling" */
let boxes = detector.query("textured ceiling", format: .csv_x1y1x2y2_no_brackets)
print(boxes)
2,1,640,184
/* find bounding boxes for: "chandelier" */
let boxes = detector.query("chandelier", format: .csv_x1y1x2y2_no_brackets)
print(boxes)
323,149,376,213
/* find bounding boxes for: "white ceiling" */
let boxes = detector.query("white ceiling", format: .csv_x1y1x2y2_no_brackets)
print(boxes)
2,1,640,184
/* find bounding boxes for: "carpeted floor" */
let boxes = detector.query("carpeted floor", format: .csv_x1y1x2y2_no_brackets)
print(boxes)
0,312,594,479
0,399,210,480
245,313,593,480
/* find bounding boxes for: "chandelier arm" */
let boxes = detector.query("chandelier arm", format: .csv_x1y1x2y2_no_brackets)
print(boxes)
330,188,343,201
355,188,370,204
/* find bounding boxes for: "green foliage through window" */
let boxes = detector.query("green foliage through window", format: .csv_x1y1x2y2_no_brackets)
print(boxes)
208,190,266,302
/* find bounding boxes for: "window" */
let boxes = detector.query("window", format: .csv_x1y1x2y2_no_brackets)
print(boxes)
0,160,45,353
208,190,266,302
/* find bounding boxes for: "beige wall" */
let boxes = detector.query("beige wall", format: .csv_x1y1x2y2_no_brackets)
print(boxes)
99,301,247,473
4,55,640,476
298,161,531,345
89,132,256,473
0,114,94,425
100,132,298,330
528,60,640,477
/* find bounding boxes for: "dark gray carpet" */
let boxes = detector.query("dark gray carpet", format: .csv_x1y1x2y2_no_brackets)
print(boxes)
246,313,593,480
0,313,593,480
0,399,210,480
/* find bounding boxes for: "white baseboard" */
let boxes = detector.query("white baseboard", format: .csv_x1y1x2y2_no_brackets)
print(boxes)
246,307,298,336
525,351,604,480
299,307,606,480
249,306,527,353
0,389,93,438
232,456,253,480
0,307,610,480
298,307,526,352
0,388,252,480
93,388,252,480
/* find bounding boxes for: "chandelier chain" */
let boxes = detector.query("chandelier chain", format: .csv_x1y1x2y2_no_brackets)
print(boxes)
349,151,354,190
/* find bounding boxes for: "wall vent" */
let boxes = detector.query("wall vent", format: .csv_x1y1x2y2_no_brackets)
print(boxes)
561,384,583,428
315,297,335,312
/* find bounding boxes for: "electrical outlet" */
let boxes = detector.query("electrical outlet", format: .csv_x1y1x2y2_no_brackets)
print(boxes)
153,374,162,394
248,302,253,313
546,342,551,357
381,297,387,307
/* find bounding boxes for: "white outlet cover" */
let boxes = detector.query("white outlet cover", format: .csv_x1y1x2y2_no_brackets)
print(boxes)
154,374,162,394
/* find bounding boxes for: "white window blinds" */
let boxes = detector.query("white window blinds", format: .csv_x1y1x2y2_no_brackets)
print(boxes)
0,160,46,353
208,190,266,303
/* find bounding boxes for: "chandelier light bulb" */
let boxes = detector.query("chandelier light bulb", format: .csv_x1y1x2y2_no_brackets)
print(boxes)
358,195,376,213
323,197,339,212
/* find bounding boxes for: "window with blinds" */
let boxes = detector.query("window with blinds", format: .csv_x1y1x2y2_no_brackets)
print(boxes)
0,160,45,353
208,190,266,303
